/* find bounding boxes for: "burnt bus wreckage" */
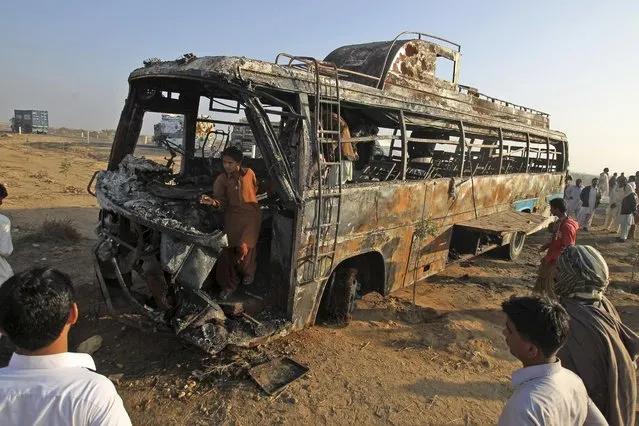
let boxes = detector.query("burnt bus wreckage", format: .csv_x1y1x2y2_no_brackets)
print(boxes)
90,32,567,354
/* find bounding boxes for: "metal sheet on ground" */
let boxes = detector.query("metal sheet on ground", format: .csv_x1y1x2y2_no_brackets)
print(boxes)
249,357,309,395
455,210,553,234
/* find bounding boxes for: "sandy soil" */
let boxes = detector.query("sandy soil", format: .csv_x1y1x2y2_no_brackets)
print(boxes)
1,134,638,425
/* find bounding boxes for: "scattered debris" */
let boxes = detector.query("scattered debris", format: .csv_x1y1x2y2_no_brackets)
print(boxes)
76,335,103,355
108,373,124,384
249,357,309,395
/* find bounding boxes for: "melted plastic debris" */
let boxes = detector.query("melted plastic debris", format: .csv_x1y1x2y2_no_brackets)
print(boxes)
97,155,210,234
178,308,290,354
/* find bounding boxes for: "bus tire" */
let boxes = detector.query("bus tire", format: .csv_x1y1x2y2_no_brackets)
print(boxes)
318,267,359,326
502,231,526,260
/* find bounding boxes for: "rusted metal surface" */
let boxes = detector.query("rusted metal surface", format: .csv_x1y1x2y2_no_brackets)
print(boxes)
288,172,563,328
128,56,565,143
455,210,553,235
94,32,569,349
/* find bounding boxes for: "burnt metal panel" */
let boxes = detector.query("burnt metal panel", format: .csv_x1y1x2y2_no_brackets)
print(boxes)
323,40,405,87
128,57,566,141
454,210,553,235
160,234,218,290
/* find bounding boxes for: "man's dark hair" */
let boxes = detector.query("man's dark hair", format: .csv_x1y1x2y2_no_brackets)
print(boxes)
0,268,75,351
502,296,570,358
0,183,7,198
604,167,609,173
221,146,244,164
549,197,567,213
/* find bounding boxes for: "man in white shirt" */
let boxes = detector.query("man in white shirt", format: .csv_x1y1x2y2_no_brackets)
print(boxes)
0,268,132,425
577,178,601,231
564,178,584,218
598,168,610,201
498,296,607,425
0,184,13,285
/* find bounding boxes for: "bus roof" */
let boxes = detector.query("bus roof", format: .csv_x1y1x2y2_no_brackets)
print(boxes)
129,40,567,144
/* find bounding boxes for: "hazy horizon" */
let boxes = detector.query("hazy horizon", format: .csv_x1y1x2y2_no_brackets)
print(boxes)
1,0,637,175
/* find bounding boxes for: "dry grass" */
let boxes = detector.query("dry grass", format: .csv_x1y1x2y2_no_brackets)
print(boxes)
19,217,83,244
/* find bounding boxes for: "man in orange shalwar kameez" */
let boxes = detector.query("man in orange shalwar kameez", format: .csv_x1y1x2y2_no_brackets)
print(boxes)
200,147,262,300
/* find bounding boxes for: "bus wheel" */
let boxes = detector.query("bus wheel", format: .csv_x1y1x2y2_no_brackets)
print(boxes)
318,267,359,326
502,232,526,260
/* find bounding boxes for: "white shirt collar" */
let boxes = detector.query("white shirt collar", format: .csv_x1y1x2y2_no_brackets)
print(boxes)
511,360,562,387
8,352,96,371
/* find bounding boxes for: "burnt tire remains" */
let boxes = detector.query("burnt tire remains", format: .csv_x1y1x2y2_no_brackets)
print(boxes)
318,267,359,326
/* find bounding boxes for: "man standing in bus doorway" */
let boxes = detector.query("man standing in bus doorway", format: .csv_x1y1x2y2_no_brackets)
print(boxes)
534,198,578,296
577,178,601,231
564,178,583,218
598,168,610,201
200,147,262,300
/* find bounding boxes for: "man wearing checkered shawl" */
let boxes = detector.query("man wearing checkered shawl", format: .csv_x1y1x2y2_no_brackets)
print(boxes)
552,245,639,426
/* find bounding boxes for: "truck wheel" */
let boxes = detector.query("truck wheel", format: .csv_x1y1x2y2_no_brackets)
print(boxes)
318,267,359,326
502,232,526,260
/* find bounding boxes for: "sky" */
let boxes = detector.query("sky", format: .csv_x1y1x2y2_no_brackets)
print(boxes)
1,0,638,174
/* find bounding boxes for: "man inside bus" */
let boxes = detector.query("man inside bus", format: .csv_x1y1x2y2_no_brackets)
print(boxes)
327,112,358,184
408,130,437,168
577,178,601,231
200,146,262,300
534,198,578,296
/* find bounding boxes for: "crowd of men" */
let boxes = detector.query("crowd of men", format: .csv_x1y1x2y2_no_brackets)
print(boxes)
564,168,639,241
1,166,639,424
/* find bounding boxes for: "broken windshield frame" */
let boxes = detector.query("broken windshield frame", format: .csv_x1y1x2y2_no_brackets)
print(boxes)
109,78,300,205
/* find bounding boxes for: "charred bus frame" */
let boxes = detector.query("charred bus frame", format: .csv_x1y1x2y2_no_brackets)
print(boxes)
90,32,567,353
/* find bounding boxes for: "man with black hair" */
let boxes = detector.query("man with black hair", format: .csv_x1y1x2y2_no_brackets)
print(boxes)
200,146,262,300
534,198,578,296
498,296,607,425
609,173,618,199
0,183,13,285
565,178,584,218
599,168,610,199
0,268,131,425
578,178,601,231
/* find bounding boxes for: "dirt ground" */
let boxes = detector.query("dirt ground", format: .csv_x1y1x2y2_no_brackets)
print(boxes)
1,134,638,426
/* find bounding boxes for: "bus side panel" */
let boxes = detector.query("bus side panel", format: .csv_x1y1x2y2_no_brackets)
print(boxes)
289,172,563,328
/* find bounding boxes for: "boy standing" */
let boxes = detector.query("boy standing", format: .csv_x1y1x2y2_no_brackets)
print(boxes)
0,268,131,425
498,296,607,425
200,147,262,300
534,198,578,296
